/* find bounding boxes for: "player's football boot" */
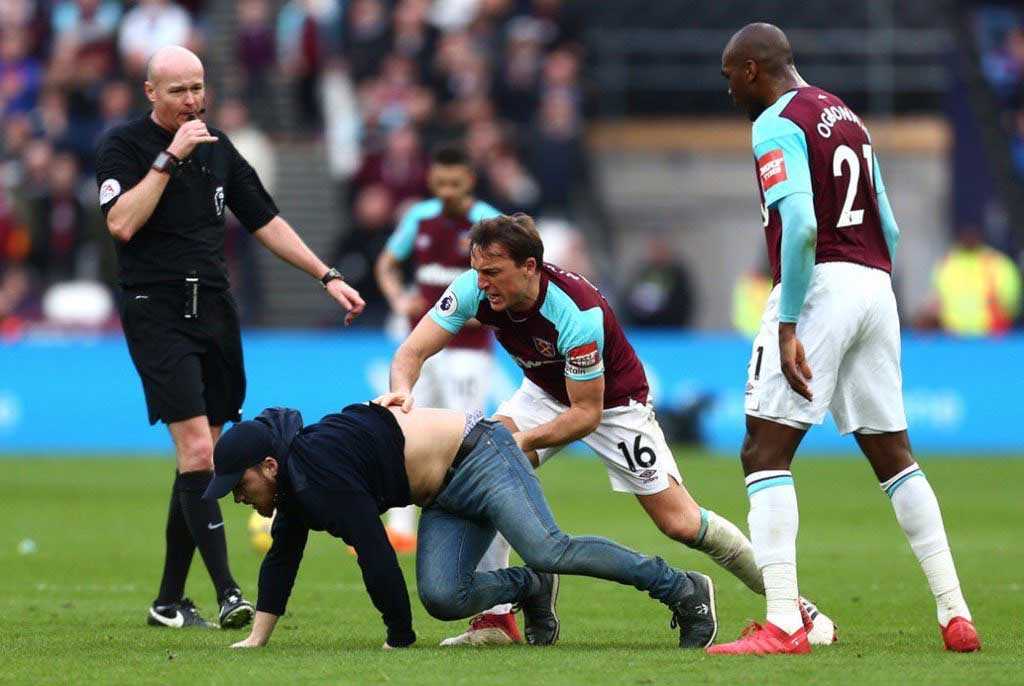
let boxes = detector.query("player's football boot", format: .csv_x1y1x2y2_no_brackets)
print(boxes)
706,620,810,655
670,572,718,649
218,588,255,629
519,572,560,646
941,617,981,652
439,612,523,646
146,598,217,629
800,596,838,645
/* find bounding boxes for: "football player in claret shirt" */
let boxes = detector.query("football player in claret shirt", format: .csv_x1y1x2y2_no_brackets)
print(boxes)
378,213,836,647
709,23,979,655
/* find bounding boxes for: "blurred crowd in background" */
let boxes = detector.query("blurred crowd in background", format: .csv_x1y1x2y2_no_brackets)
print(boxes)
0,0,1020,336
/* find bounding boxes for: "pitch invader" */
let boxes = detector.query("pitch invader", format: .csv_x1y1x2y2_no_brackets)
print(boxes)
374,144,516,640
708,23,979,655
379,213,836,647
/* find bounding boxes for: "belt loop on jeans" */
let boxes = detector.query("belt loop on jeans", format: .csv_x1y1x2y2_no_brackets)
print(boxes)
443,420,495,487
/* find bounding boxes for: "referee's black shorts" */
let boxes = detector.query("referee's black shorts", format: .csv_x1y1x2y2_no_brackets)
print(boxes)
120,284,246,426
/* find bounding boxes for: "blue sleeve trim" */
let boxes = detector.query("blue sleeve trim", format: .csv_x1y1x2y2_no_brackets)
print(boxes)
541,283,606,380
778,193,818,323
469,200,502,222
877,190,900,262
385,199,441,260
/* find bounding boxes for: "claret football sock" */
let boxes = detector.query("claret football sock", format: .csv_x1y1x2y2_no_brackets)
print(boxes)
689,508,765,594
881,464,972,627
155,472,196,606
745,470,802,635
177,470,238,600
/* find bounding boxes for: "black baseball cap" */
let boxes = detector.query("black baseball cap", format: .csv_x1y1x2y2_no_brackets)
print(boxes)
203,419,276,499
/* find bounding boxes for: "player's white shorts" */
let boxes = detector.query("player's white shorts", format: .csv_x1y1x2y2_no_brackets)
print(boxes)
415,347,492,413
745,262,907,435
496,378,683,495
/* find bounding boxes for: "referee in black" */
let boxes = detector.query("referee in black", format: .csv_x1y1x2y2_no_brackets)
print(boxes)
95,45,365,630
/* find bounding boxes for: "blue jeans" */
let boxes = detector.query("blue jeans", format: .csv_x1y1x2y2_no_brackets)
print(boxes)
416,423,694,621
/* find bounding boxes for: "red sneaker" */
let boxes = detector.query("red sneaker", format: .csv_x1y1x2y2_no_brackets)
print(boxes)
941,617,981,652
439,613,522,646
706,620,811,655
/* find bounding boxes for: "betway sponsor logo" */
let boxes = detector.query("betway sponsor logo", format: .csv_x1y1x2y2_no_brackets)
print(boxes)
416,264,467,287
512,356,563,369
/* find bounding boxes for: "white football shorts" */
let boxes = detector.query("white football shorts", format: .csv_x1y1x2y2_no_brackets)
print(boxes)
744,262,908,435
496,378,683,495
414,347,493,413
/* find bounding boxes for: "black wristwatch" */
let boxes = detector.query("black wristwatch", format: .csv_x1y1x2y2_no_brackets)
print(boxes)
152,150,180,176
320,267,344,289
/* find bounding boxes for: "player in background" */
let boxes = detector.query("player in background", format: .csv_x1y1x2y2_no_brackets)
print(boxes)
708,24,979,655
374,144,516,640
378,213,837,647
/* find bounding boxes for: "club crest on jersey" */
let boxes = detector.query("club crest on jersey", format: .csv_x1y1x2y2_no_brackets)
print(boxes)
435,289,458,317
533,337,556,358
458,231,472,255
758,149,788,191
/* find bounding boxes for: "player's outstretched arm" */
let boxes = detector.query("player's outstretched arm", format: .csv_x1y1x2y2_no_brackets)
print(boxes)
516,376,604,453
382,316,455,411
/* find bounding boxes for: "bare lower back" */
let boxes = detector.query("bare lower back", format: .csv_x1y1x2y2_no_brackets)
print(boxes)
388,406,466,505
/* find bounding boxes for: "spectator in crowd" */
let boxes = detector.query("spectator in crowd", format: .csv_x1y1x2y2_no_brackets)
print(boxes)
276,0,342,127
390,0,438,83
492,16,544,128
0,191,31,321
622,236,696,328
332,184,395,327
0,28,44,118
24,149,98,292
351,124,429,212
118,0,199,78
49,0,122,85
915,226,1022,335
483,144,540,216
97,78,136,135
531,90,583,214
344,0,393,84
237,0,276,121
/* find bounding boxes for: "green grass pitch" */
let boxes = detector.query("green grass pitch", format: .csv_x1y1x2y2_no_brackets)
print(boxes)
2,453,1021,684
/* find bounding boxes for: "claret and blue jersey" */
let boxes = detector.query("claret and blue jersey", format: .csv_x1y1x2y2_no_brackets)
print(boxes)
428,263,650,409
752,86,898,286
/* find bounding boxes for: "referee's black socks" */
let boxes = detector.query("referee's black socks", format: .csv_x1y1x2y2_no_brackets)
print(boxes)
155,471,196,606
175,470,239,603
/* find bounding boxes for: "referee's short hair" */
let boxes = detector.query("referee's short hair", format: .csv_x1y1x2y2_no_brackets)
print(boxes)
470,213,544,266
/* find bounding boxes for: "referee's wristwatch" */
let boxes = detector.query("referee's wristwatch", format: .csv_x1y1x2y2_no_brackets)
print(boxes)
152,150,180,176
320,267,344,289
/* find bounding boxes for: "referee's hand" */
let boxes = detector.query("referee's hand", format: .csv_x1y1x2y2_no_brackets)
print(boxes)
167,119,219,159
326,279,366,326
